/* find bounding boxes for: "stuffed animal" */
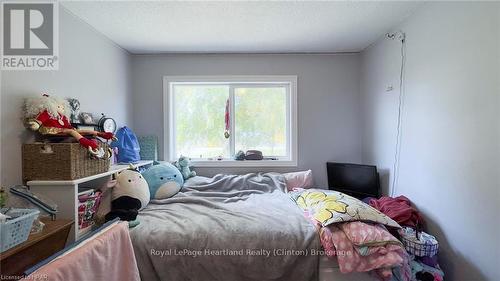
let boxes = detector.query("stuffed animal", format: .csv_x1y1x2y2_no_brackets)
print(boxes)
174,156,196,180
142,162,183,200
105,169,150,227
67,98,80,123
24,93,115,156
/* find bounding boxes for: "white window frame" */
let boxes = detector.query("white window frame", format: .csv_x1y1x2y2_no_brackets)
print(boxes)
163,75,298,167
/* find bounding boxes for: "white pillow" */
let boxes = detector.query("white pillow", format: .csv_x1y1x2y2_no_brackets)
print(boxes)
283,170,314,191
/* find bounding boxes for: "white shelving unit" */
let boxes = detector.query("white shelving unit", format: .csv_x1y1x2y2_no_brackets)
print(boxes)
27,160,153,243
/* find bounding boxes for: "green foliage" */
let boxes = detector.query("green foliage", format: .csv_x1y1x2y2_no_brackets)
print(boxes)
235,87,286,156
174,85,229,158
174,85,287,158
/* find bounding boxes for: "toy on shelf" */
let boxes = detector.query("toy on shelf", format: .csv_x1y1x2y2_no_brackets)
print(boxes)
67,98,80,123
105,169,150,227
24,93,116,157
142,162,183,200
79,112,94,124
174,156,196,180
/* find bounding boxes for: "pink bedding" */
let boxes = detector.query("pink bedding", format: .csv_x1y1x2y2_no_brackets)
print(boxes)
339,221,401,247
22,222,140,281
319,222,407,281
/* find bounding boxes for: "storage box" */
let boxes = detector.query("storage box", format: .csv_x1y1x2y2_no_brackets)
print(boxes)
22,142,110,181
78,190,102,230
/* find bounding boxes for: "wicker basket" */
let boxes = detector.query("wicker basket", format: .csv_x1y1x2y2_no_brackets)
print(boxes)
400,227,439,257
23,142,110,181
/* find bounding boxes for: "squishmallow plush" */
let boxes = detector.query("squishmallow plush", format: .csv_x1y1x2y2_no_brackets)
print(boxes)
105,169,150,226
142,162,183,200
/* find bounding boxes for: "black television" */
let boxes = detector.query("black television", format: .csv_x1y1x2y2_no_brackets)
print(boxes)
326,162,380,200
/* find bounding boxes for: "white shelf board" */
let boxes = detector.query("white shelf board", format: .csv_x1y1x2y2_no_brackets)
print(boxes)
27,160,153,186
77,187,95,196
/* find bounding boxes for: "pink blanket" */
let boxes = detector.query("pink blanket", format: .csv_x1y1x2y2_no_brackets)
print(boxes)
320,223,407,281
22,222,139,281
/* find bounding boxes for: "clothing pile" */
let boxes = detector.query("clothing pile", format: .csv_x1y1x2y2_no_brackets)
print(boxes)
369,196,444,281
368,196,423,228
319,221,410,281
291,189,411,281
292,189,445,281
408,257,444,281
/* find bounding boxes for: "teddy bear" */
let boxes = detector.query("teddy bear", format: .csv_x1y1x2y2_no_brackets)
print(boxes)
142,162,184,200
24,93,115,156
174,156,196,180
105,169,150,227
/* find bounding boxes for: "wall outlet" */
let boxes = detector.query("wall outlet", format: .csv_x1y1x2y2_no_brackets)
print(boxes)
386,85,394,92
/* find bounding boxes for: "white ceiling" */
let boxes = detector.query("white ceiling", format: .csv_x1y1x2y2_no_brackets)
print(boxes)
61,1,422,54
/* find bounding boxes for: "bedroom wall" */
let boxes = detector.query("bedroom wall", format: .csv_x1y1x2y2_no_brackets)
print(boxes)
360,2,500,280
131,54,362,186
0,7,133,187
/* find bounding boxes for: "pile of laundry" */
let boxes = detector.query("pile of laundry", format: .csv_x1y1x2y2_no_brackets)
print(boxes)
319,221,409,280
369,196,445,281
291,189,412,281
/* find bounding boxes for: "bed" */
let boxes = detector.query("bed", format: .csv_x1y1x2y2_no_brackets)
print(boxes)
130,173,377,281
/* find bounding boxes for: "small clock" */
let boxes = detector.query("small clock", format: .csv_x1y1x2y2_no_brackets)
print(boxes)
97,114,117,133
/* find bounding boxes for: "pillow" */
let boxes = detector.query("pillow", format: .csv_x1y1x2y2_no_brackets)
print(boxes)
290,189,400,228
283,170,313,191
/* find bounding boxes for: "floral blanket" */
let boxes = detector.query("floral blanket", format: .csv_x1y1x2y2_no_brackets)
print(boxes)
290,189,400,228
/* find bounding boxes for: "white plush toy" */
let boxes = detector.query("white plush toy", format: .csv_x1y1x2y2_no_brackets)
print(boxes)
105,170,150,227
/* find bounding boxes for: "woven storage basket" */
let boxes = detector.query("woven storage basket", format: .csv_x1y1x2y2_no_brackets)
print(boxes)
400,227,439,257
22,142,110,181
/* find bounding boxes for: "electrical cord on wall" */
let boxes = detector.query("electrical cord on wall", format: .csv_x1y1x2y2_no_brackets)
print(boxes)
387,31,406,197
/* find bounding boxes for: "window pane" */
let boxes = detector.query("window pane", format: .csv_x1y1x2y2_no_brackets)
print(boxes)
234,87,287,157
173,85,229,159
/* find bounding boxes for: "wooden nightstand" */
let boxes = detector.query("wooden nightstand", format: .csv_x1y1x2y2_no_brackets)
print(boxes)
0,218,73,278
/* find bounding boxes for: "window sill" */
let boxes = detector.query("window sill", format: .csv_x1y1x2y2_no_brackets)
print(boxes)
191,159,298,168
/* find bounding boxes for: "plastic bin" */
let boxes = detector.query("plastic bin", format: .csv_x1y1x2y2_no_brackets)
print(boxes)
78,191,102,230
1,208,40,252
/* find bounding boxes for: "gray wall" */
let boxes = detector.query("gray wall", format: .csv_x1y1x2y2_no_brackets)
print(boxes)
0,7,132,187
360,2,500,280
131,54,362,186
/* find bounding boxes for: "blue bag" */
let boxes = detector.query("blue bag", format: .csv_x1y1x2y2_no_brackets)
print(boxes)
111,126,141,163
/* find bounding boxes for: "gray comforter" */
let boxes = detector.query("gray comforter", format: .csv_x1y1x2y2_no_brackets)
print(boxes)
130,173,320,281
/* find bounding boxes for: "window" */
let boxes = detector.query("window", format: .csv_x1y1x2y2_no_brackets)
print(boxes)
164,76,297,167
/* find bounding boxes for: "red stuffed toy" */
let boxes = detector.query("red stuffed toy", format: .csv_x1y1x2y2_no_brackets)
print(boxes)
24,94,115,156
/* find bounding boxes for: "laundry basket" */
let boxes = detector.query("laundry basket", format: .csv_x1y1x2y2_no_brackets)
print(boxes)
0,208,40,252
400,227,439,257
